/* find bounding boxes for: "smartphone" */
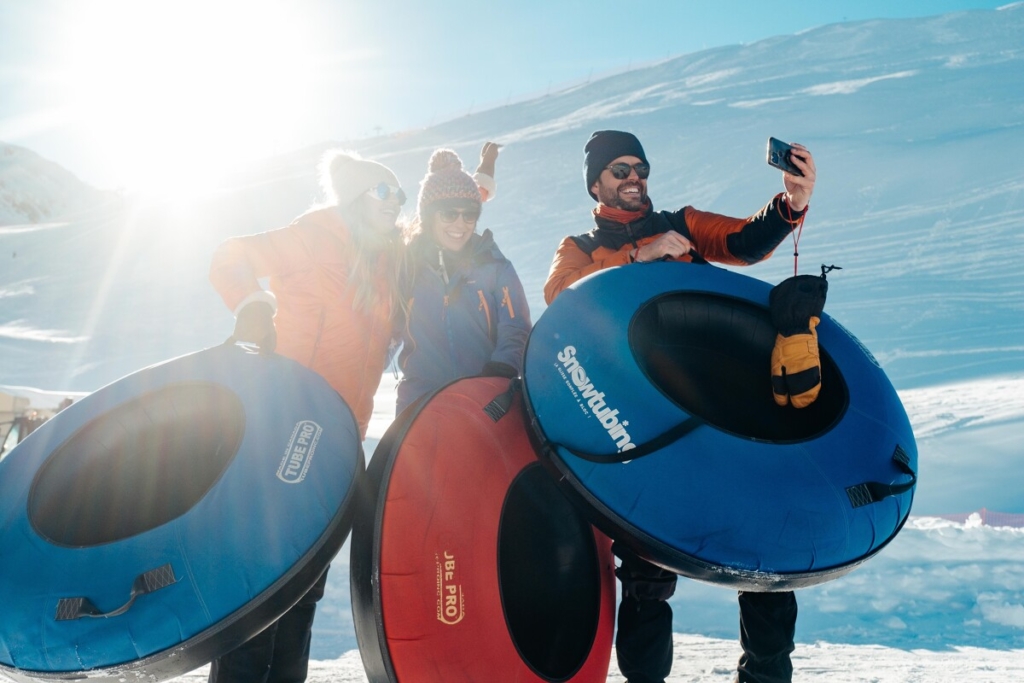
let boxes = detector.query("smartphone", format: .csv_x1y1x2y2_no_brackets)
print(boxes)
766,137,804,177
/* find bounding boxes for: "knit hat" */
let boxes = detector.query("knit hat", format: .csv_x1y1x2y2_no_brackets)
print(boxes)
583,130,648,199
417,149,482,218
320,150,400,208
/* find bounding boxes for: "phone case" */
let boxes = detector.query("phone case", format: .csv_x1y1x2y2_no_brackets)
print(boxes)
767,137,804,177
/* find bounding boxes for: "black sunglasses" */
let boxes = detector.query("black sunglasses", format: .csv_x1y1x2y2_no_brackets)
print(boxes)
606,162,650,180
367,182,407,205
437,208,480,224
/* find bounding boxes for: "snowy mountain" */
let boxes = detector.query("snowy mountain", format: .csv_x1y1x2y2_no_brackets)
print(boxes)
1,5,1023,680
0,143,110,226
3,6,1022,393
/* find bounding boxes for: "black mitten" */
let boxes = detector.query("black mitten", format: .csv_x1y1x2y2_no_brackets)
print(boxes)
233,301,277,354
769,267,833,408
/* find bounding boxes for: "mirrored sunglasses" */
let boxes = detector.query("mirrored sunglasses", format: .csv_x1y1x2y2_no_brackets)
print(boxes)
437,208,481,224
367,182,406,205
606,162,650,180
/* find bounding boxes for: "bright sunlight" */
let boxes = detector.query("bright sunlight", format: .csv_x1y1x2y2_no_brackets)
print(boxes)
51,1,320,194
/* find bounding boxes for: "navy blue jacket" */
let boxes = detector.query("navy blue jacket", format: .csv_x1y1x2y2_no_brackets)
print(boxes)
396,229,531,413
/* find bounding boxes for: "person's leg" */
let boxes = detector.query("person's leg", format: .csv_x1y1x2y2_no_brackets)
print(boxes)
265,568,330,683
736,591,797,683
207,620,279,683
612,542,677,683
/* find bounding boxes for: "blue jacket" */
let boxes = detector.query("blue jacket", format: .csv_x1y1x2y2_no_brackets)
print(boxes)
396,229,531,413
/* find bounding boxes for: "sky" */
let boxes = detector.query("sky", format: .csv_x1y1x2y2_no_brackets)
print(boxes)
0,0,1014,192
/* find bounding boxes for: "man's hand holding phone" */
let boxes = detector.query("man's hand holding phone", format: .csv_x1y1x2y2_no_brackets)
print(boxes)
767,137,816,212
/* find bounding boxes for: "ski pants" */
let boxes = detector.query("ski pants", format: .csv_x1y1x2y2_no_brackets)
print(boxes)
612,543,798,683
207,568,329,683
612,542,677,683
736,590,798,683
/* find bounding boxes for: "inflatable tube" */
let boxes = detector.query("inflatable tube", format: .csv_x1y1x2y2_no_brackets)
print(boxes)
0,345,363,682
350,377,615,683
523,262,917,591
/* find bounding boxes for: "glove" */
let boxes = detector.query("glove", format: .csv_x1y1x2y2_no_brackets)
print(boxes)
476,141,502,179
769,273,828,409
233,301,276,354
481,361,518,379
771,316,821,409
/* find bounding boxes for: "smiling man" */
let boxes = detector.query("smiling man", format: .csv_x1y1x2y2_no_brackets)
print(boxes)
543,130,815,305
543,129,817,683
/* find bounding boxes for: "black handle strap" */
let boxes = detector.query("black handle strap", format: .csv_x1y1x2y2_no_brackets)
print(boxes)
846,445,916,508
55,564,177,621
552,414,704,464
483,378,521,422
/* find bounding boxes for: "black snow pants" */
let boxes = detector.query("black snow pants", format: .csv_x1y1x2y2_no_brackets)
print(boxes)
612,542,678,683
612,541,798,683
208,568,329,683
736,590,798,683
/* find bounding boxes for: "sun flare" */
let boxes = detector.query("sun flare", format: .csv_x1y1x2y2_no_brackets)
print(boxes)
52,1,320,194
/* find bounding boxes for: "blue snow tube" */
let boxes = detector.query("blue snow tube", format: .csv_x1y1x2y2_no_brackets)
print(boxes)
0,344,363,682
522,262,916,590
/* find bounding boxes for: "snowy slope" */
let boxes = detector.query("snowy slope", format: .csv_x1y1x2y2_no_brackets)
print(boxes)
1,7,1022,393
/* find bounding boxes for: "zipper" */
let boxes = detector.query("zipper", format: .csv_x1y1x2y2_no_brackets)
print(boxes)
477,290,492,339
308,308,326,366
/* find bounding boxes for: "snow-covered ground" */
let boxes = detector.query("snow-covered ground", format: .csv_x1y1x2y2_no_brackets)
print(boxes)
159,634,1024,683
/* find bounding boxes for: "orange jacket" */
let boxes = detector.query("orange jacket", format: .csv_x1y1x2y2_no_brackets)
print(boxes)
545,194,802,304
210,207,394,437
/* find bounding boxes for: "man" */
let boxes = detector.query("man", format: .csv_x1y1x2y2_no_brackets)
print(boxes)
544,130,816,683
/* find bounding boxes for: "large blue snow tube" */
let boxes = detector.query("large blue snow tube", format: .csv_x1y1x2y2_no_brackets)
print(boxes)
0,345,362,682
523,262,916,590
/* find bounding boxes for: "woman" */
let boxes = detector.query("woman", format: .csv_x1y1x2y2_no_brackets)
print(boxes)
210,150,403,438
207,150,405,683
396,144,531,414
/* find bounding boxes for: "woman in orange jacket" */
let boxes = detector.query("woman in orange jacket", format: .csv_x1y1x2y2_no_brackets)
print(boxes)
210,151,405,439
207,150,405,683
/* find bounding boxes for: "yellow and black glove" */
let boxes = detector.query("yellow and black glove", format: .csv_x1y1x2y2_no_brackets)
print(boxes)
769,268,833,408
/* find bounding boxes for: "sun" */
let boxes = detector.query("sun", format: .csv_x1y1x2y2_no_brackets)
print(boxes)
51,1,320,194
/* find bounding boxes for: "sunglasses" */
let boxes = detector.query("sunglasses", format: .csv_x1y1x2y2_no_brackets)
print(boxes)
606,162,651,180
367,182,407,205
437,208,481,224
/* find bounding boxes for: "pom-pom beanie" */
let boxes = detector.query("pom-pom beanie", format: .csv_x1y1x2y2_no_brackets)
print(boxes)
417,149,482,218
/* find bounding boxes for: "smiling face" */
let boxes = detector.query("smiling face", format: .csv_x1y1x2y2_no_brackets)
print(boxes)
590,154,648,211
427,199,481,252
358,189,403,236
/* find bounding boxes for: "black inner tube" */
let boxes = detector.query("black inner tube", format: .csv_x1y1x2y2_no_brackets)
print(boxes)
498,462,601,681
630,292,848,442
29,382,245,547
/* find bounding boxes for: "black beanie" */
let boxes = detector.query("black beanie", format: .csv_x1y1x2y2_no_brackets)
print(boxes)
583,130,648,199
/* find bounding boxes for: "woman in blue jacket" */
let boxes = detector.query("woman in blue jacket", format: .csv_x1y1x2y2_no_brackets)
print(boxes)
396,145,531,414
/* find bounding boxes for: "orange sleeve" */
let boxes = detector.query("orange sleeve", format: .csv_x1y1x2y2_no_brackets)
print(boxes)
543,237,633,304
209,221,312,313
685,196,800,266
682,206,752,266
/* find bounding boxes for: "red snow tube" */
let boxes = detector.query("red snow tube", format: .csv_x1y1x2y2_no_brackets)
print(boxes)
350,377,615,683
